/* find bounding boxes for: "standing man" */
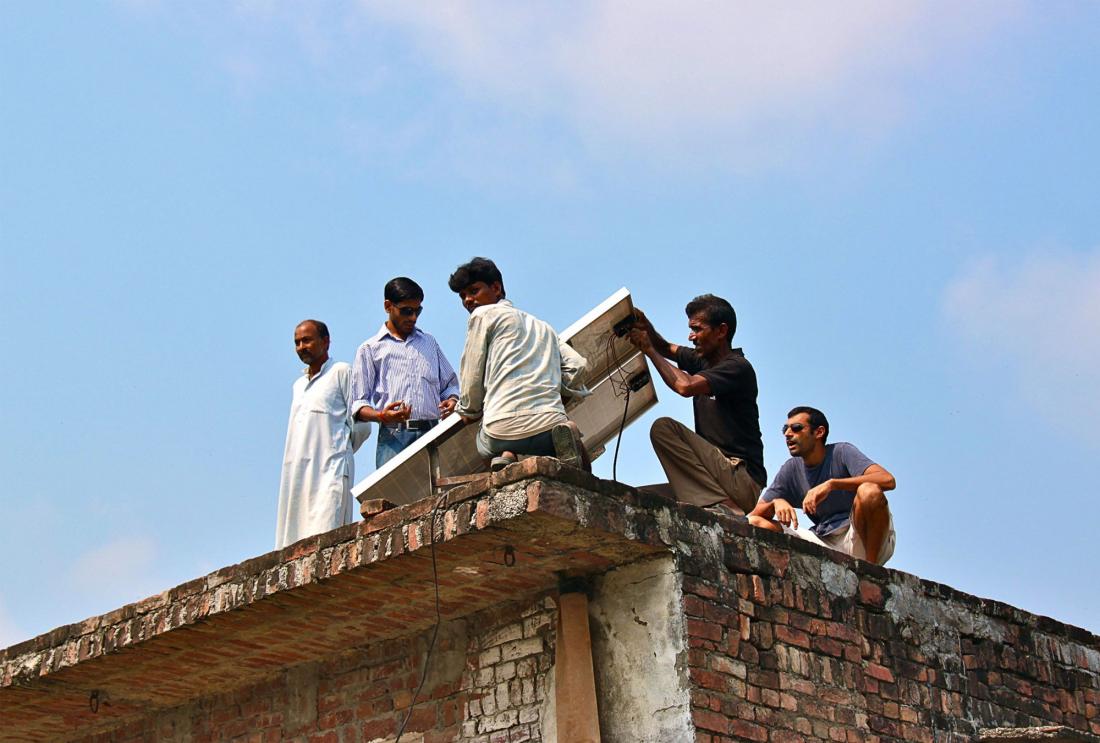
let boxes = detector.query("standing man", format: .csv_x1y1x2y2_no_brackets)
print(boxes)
275,320,368,550
447,257,589,471
628,295,765,515
748,407,897,565
351,277,460,468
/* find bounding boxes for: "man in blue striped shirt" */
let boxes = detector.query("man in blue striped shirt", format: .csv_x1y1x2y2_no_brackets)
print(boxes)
351,277,460,468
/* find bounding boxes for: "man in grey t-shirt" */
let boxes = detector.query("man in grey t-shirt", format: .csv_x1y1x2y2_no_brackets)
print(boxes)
748,406,898,565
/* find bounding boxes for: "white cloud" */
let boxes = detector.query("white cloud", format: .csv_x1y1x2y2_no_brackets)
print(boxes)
943,250,1100,425
361,1,1022,163
118,1,1024,178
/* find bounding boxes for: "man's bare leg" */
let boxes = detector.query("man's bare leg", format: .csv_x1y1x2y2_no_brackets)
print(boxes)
851,483,889,564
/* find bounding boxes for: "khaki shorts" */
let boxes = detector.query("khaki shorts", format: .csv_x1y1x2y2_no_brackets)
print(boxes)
784,511,895,566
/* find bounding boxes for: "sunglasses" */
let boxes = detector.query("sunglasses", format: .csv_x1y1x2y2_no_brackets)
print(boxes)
397,306,424,317
781,423,807,433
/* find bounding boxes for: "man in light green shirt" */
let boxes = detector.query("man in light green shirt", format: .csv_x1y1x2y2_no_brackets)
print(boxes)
448,257,589,471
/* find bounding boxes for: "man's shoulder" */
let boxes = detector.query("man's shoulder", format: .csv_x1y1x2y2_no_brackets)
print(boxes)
411,327,443,346
826,442,875,472
714,348,753,370
330,360,352,373
356,327,390,353
828,442,862,457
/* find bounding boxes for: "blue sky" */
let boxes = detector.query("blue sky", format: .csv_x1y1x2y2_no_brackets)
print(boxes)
2,2,1098,644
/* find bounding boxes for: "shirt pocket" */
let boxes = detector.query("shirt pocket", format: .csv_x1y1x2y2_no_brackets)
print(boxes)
308,388,345,414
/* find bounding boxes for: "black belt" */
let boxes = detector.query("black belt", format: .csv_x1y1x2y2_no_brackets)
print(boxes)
384,419,438,432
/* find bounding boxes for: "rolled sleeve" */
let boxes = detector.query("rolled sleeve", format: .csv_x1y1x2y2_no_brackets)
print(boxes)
350,343,377,408
456,312,489,419
438,347,460,401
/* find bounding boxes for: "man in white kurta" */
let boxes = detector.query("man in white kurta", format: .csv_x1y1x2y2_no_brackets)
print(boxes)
275,320,369,549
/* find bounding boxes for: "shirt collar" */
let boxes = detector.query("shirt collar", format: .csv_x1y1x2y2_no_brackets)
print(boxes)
368,323,423,343
303,357,334,380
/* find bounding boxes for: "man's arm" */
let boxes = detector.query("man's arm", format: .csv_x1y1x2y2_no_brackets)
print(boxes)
558,339,588,397
631,309,680,360
748,497,799,530
436,343,460,418
628,327,711,397
456,312,490,424
350,344,410,425
803,464,896,516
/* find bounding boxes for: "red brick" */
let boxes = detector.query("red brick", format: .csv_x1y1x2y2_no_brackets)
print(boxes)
692,708,731,734
729,719,768,742
687,618,724,642
858,580,885,609
866,663,895,683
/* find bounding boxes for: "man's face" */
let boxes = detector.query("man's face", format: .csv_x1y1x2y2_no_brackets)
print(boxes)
687,312,727,358
294,323,330,366
458,281,503,313
384,298,423,338
782,413,820,458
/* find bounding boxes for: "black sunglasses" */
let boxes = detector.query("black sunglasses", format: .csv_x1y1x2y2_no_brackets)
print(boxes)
398,306,424,317
781,423,807,433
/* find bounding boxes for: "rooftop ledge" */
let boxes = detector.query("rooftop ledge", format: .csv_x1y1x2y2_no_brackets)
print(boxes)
2,458,1098,740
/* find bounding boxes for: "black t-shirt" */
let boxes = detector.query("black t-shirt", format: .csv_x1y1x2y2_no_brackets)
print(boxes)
676,346,766,486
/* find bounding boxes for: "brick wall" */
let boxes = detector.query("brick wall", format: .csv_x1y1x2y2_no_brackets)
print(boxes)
73,596,557,743
683,519,1100,743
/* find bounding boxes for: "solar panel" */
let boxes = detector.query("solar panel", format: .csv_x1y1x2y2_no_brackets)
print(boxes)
351,287,657,507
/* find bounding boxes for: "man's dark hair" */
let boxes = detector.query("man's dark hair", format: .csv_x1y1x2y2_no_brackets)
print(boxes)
448,257,505,297
298,319,330,339
788,406,829,443
384,277,424,303
685,294,736,343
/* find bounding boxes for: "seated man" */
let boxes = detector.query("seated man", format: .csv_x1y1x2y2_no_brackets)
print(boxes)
628,295,766,515
447,257,589,471
748,406,897,565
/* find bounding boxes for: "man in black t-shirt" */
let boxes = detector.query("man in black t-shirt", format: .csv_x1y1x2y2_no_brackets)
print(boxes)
748,406,897,565
628,294,765,515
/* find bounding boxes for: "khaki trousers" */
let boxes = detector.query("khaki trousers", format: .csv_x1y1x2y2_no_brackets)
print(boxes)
650,417,761,514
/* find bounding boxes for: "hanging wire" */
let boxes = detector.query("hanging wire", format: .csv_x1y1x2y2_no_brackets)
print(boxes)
394,495,445,742
603,329,635,483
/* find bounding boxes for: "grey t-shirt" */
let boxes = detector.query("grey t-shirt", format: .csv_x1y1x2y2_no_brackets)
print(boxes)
761,442,875,536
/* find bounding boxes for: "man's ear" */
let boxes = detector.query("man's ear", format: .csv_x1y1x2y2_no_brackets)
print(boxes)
384,299,393,312
718,322,731,342
814,426,827,441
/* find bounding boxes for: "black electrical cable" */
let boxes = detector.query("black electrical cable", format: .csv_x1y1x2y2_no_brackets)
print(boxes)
604,328,635,484
394,495,444,742
612,385,631,483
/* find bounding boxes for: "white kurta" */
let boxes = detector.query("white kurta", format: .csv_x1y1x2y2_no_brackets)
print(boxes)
275,360,369,549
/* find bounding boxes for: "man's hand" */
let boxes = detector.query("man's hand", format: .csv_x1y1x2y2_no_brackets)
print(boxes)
772,498,798,529
438,397,457,418
803,480,833,516
627,327,653,354
632,308,654,335
459,414,477,425
379,401,409,425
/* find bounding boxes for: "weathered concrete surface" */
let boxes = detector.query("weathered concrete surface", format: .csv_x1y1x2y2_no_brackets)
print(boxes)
588,555,693,743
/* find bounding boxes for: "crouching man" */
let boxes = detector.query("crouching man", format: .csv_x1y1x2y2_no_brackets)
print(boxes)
448,257,589,471
748,406,897,565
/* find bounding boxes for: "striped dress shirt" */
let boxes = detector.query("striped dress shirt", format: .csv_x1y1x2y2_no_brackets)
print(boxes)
350,325,460,422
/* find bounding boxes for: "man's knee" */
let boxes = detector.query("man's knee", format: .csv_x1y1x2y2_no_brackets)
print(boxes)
649,416,680,449
854,483,888,513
